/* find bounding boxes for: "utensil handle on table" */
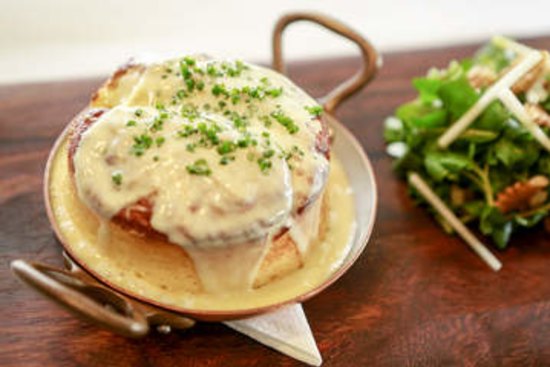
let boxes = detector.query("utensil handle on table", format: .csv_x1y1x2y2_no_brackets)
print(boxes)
272,12,380,114
10,259,150,338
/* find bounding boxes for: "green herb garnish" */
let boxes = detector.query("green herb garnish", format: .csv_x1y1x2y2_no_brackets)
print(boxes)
111,172,123,186
155,136,165,147
305,105,323,117
217,141,236,155
257,157,272,173
220,155,235,165
186,159,211,176
131,134,153,156
271,110,299,134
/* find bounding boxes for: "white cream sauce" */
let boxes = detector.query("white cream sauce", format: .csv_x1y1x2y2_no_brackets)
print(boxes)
72,57,330,293
50,138,356,311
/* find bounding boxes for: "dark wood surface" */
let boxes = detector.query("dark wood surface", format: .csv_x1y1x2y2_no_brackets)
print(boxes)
2,37,550,367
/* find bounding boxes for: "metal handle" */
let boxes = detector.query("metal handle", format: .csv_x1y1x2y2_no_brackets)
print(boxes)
272,12,380,114
10,259,149,338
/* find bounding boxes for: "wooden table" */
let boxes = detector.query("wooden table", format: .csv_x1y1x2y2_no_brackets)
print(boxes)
2,37,549,366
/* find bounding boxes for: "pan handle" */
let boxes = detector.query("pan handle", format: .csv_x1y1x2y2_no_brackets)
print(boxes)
272,12,380,115
10,259,149,338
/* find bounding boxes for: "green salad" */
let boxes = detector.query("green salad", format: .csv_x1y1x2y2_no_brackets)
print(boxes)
384,37,550,248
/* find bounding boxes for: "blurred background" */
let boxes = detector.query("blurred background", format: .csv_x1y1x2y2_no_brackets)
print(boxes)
1,0,549,84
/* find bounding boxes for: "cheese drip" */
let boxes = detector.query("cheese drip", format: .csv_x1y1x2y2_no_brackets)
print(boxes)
73,57,330,292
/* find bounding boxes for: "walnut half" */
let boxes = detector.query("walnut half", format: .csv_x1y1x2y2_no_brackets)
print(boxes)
495,175,549,214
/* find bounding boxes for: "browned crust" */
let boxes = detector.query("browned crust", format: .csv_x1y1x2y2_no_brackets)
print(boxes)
91,60,145,106
67,109,166,239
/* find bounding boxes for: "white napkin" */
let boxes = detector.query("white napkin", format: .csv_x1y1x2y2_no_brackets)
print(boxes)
224,303,322,366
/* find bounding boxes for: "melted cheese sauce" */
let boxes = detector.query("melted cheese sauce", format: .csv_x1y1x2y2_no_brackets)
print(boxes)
75,106,294,247
50,138,355,311
73,57,330,292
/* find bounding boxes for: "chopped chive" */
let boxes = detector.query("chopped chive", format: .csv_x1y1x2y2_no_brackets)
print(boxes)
186,159,211,176
305,105,323,117
180,62,191,79
267,87,283,97
184,56,196,66
186,78,195,92
155,136,165,147
257,157,272,173
150,117,164,132
131,134,153,156
176,89,187,99
111,172,123,186
207,64,217,76
219,155,235,165
263,149,275,158
217,140,236,155
271,110,299,134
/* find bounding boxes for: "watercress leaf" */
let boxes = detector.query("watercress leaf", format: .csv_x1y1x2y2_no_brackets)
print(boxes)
396,101,447,128
514,213,547,228
492,137,540,169
473,100,509,131
491,221,513,249
463,200,485,218
460,58,474,72
493,138,521,167
489,168,516,195
384,117,405,143
424,152,474,181
393,150,424,176
457,128,499,143
412,109,448,128
480,205,507,235
412,77,442,103
537,155,550,176
437,77,479,122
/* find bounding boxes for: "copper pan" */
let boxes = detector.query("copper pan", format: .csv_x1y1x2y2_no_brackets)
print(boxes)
10,12,379,338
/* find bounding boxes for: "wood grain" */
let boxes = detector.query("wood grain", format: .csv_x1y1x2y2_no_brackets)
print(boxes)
2,36,550,366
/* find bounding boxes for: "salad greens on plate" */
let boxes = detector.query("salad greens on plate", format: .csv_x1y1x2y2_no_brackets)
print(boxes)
384,37,550,249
